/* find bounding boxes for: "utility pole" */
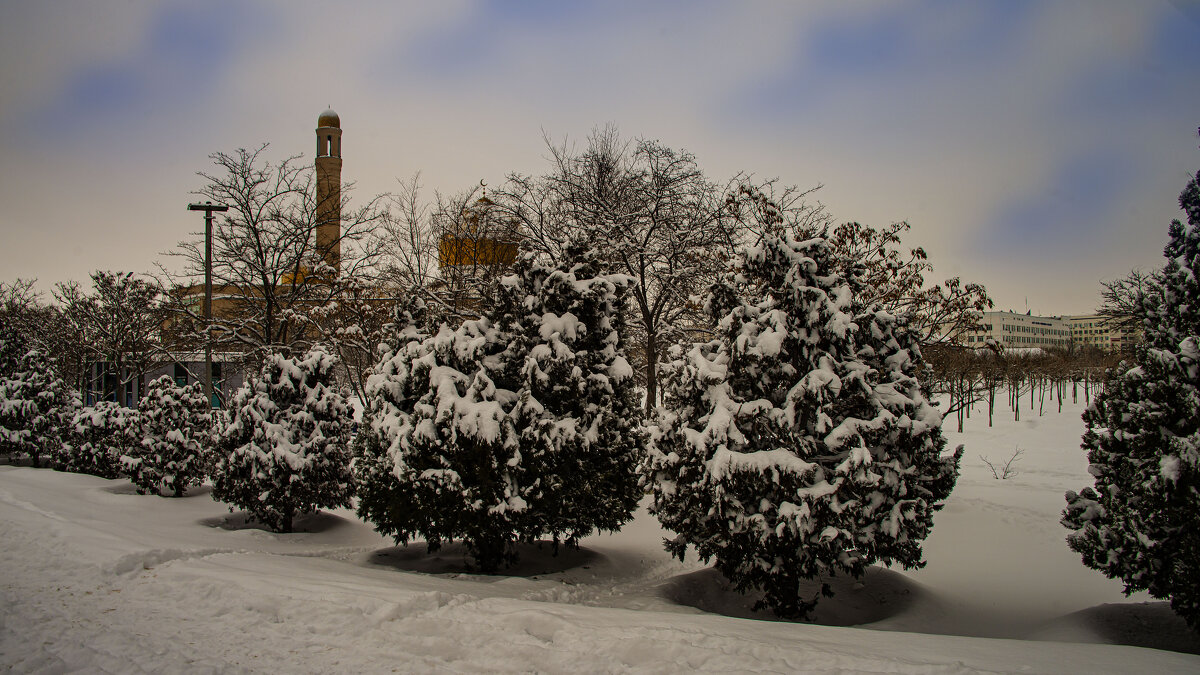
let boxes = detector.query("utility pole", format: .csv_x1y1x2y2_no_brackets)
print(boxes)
187,201,228,407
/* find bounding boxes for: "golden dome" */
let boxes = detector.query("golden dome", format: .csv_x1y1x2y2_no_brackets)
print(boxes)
317,108,340,128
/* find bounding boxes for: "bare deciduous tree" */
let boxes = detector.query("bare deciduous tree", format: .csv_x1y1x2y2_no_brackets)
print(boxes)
54,271,165,402
379,174,440,300
719,179,832,251
1,280,89,395
0,279,42,340
823,221,993,345
1099,268,1159,340
495,129,731,413
982,447,1023,480
308,274,397,404
161,144,387,368
922,343,986,431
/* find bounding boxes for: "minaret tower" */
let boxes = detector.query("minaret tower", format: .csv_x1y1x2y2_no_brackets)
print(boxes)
315,108,342,275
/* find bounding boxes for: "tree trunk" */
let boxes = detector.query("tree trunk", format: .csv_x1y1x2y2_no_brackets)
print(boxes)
471,534,508,574
644,329,658,417
957,375,965,432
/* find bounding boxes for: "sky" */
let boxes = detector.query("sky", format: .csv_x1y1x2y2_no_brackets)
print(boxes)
1,0,1198,316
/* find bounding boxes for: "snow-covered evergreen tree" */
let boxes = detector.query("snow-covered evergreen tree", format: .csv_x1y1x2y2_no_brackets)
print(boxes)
1,322,41,463
123,375,211,496
353,295,432,544
498,244,644,548
0,319,26,380
0,331,77,468
355,246,644,572
352,304,521,570
56,402,136,478
646,230,962,619
1063,170,1200,630
211,345,353,533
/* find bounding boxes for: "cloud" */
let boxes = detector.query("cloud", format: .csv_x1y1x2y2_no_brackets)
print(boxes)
0,3,156,123
15,1,274,153
692,1,1199,313
976,148,1138,255
0,0,1196,318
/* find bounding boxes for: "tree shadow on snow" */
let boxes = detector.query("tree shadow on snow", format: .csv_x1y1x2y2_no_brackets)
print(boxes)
659,566,923,626
102,483,213,498
102,482,141,495
182,484,214,498
198,509,349,534
1034,602,1200,655
367,540,603,578
0,457,35,468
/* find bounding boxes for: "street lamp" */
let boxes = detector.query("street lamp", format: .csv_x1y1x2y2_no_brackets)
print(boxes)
187,201,228,407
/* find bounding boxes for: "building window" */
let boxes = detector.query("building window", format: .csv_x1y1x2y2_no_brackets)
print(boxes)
174,363,188,387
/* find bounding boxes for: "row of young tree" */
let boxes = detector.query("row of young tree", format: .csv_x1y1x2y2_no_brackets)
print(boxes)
925,344,1122,431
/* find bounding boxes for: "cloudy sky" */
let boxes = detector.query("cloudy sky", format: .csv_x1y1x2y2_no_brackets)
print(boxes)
1,0,1197,316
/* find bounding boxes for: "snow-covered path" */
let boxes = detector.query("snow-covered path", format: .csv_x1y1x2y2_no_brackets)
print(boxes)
2,400,1199,673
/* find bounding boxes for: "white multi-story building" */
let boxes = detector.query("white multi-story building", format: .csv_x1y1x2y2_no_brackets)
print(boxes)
961,310,1140,352
963,311,1072,350
1064,313,1140,352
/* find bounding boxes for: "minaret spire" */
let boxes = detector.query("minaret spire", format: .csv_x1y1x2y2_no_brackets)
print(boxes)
315,108,342,276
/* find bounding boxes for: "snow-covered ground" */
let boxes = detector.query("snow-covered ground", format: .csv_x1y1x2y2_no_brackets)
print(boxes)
2,398,1198,673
